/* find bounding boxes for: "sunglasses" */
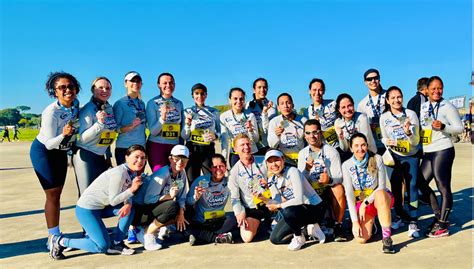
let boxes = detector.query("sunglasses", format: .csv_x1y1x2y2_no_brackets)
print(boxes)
171,156,189,162
365,76,380,82
304,130,322,136
55,84,76,91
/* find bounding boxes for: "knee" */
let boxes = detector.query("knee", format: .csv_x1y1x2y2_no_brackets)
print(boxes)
240,232,255,243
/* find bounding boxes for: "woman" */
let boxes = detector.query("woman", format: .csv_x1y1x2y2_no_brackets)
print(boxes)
220,88,259,167
334,93,377,161
30,72,80,247
418,76,463,238
304,78,339,148
113,71,146,165
265,149,326,251
379,86,420,237
49,145,145,259
268,93,307,166
146,72,184,172
182,83,221,183
73,77,116,196
185,154,237,245
342,133,395,254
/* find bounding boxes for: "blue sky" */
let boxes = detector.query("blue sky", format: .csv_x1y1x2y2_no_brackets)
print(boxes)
0,0,471,114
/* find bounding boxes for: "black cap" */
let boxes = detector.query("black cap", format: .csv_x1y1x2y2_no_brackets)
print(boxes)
191,83,207,93
364,68,380,80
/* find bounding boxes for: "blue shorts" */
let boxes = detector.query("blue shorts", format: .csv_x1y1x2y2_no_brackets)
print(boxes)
30,139,68,190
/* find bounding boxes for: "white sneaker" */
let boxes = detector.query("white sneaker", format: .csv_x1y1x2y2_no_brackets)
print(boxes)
144,233,162,251
308,223,326,244
157,226,169,241
288,234,306,251
408,222,420,238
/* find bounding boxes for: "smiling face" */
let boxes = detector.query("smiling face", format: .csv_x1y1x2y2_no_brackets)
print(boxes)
234,137,252,159
192,88,207,106
230,90,245,112
428,79,443,102
387,89,403,112
364,72,381,92
309,81,324,104
125,76,142,96
125,149,146,172
158,75,175,98
253,80,268,100
93,79,112,103
266,156,285,175
54,78,77,107
304,124,322,147
338,97,355,120
277,95,294,116
350,136,368,160
169,155,189,172
211,157,226,182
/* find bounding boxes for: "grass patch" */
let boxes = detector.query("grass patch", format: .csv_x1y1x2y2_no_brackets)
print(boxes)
2,128,39,142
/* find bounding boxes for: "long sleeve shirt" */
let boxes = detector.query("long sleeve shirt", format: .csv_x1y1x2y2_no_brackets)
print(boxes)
303,100,339,147
245,98,277,148
220,109,259,159
334,112,377,153
113,96,146,148
146,95,184,145
182,105,221,145
357,91,386,149
267,114,307,159
380,108,419,156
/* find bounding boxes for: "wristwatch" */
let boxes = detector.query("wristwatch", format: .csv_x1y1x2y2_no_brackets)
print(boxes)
364,200,370,206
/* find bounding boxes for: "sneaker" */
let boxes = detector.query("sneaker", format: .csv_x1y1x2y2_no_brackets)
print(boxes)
288,234,306,251
136,227,145,245
107,241,135,255
333,223,347,242
308,223,326,244
391,216,405,230
408,221,420,238
49,234,65,260
157,226,169,241
127,227,139,244
425,218,439,236
189,234,197,246
144,233,162,251
382,236,395,254
427,222,449,238
214,232,233,244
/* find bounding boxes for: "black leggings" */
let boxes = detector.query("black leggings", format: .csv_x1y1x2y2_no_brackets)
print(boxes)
418,147,455,222
270,204,324,244
185,142,215,184
132,200,179,226
188,214,238,244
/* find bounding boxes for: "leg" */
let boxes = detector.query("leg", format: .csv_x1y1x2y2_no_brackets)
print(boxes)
390,157,405,218
330,184,346,223
401,155,419,219
431,148,455,222
44,187,63,229
240,217,260,243
418,152,441,218
73,148,108,197
147,200,179,234
269,217,294,244
373,189,392,228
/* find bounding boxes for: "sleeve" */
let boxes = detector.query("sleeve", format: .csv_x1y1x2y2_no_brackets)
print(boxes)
108,172,134,206
280,168,305,208
186,178,200,206
248,113,259,142
407,110,420,146
366,155,387,204
267,117,280,148
357,99,365,114
220,114,230,160
41,110,66,150
79,107,104,144
229,167,245,215
442,104,463,135
335,119,349,152
177,173,188,208
379,114,390,147
214,109,221,139
144,176,166,204
297,148,306,173
358,114,377,153
327,147,343,185
113,101,124,131
146,100,163,137
342,162,358,222
182,108,191,140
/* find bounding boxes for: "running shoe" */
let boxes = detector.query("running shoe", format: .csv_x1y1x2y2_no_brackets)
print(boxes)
189,234,197,246
427,222,449,238
408,221,420,238
49,234,65,260
127,227,139,244
143,233,162,251
214,232,233,244
390,216,405,230
288,234,306,251
333,223,347,242
307,223,326,244
382,236,395,254
157,226,170,241
107,241,135,255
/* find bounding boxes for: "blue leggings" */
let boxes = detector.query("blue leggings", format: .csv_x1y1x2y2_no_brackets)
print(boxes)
390,152,419,219
62,205,134,253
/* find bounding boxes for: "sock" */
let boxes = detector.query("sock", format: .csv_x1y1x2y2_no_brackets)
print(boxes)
381,226,391,239
48,226,61,236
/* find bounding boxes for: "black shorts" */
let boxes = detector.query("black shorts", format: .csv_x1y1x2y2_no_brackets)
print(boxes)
244,207,269,221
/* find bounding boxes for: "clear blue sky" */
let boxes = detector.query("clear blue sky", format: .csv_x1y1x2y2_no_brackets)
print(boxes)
0,0,471,114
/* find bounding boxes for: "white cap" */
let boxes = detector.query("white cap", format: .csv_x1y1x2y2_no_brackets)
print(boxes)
124,72,141,81
264,149,284,162
170,145,190,158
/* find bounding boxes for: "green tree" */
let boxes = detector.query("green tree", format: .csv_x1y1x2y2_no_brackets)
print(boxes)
30,117,41,127
0,108,22,125
18,118,28,127
16,105,31,112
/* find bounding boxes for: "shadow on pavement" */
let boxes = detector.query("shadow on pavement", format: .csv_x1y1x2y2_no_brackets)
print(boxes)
0,205,75,219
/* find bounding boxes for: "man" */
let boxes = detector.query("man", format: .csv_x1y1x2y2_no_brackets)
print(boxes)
228,133,271,243
357,68,386,155
298,119,347,241
407,77,429,119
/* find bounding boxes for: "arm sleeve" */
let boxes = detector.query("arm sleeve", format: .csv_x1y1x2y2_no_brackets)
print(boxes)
327,147,343,185
113,101,124,131
379,114,390,146
177,174,188,208
248,114,259,142
182,108,191,140
186,179,200,206
267,118,280,148
108,173,134,206
41,110,66,150
229,167,245,215
144,176,165,204
146,101,163,136
220,115,229,159
80,109,104,143
342,162,358,222
214,110,221,140
442,104,463,135
408,111,420,146
280,168,305,208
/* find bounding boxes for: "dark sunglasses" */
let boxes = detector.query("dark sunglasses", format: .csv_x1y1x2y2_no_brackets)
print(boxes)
304,130,321,136
365,76,380,82
55,84,76,91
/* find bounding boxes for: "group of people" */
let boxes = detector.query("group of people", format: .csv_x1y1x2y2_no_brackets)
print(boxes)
29,69,463,260
1,125,20,142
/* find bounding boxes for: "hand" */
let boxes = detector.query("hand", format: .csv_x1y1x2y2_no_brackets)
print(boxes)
159,104,169,121
131,118,141,128
359,202,367,222
205,132,216,142
266,203,280,212
352,221,363,238
275,126,284,136
245,120,253,132
236,212,248,228
117,203,132,219
403,119,412,134
62,124,74,136
193,186,205,200
176,213,189,232
305,160,314,171
319,169,329,184
335,126,344,139
185,113,192,126
432,120,443,130
170,186,179,199
387,139,397,146
130,176,143,193
263,101,273,113
96,110,107,124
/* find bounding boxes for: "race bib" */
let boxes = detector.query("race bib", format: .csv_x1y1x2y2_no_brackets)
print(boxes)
390,140,410,153
284,152,299,162
204,210,226,221
375,127,382,140
322,126,338,145
162,123,180,139
310,181,327,195
421,129,432,145
354,189,374,201
191,129,211,145
97,131,117,146
253,189,272,206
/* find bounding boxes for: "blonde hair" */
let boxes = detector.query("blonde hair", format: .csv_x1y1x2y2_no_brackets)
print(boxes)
367,151,378,178
90,76,112,93
232,133,250,149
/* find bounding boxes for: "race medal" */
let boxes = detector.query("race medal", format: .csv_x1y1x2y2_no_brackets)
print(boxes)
284,152,299,163
97,131,117,146
310,181,327,195
191,129,210,145
390,140,410,153
375,127,383,140
358,190,366,200
421,129,432,145
322,126,338,145
198,179,209,188
253,189,272,206
162,123,180,139
204,210,225,221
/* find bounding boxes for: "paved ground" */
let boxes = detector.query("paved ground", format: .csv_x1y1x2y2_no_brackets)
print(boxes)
0,142,472,268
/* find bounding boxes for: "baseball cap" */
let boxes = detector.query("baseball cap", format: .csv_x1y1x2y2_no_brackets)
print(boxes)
170,145,190,158
264,149,284,162
124,71,142,81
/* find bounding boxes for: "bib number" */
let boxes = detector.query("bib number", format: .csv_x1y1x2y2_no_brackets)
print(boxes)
354,189,374,201
162,123,180,139
421,129,432,145
310,181,327,195
390,140,410,153
191,129,211,145
97,131,117,146
322,126,338,145
204,210,225,221
284,152,299,163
